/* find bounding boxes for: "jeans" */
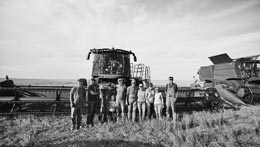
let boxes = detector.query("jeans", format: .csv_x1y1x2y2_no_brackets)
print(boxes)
99,102,109,123
116,99,125,118
128,99,137,121
154,103,162,119
71,106,82,125
146,102,155,119
137,101,146,121
87,101,97,125
166,96,176,120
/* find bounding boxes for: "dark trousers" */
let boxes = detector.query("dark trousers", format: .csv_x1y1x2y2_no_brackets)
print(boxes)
87,101,97,125
99,102,109,123
108,111,117,122
71,106,82,129
147,102,156,119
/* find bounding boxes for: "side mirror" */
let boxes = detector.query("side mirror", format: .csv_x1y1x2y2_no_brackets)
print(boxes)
134,56,137,62
87,52,91,60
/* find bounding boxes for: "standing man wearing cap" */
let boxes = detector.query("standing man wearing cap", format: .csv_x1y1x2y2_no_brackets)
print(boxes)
87,78,99,127
115,78,127,121
165,76,178,121
69,79,86,130
126,79,138,122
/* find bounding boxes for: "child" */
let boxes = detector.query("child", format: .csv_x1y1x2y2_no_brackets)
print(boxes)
108,95,118,122
70,78,86,130
107,83,117,122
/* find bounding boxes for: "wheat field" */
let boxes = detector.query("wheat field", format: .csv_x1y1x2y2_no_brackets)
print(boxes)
1,106,260,147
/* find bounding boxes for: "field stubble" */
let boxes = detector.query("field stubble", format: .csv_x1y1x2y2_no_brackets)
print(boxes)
0,106,260,147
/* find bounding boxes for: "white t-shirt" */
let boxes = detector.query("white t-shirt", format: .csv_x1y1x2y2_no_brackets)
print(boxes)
154,92,163,105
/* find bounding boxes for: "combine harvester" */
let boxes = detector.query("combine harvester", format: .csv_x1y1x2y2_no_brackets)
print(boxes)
2,49,258,115
0,48,151,115
198,53,260,108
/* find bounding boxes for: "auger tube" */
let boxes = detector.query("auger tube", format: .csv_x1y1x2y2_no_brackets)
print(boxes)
215,84,247,106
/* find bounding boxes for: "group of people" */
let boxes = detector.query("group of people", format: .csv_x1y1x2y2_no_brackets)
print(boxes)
69,76,178,130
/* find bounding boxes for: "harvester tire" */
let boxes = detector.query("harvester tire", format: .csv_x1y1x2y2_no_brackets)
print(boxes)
204,88,223,111
220,80,253,104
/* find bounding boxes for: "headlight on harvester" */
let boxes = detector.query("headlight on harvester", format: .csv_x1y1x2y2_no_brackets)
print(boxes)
205,93,209,98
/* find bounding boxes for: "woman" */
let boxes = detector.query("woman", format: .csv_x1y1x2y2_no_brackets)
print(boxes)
145,83,155,119
154,87,164,119
137,83,146,122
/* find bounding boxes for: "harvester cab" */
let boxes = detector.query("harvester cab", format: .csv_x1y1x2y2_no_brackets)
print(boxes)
87,48,151,87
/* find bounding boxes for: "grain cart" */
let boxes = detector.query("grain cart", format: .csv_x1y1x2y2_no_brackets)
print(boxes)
198,53,260,106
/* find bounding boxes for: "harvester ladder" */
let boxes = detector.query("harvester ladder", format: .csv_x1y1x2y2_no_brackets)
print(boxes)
132,64,151,82
133,64,145,79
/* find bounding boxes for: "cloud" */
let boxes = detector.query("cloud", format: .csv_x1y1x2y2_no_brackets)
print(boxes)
0,0,260,80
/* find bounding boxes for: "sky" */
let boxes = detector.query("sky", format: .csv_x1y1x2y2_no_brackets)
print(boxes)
0,0,260,81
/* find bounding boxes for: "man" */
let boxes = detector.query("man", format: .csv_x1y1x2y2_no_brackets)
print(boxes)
115,78,127,121
70,79,86,130
165,76,178,121
126,79,138,122
87,78,99,127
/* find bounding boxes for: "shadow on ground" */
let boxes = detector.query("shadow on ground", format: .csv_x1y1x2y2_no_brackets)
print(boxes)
38,139,164,147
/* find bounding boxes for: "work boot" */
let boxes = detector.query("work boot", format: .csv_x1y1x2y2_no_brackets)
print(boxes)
77,118,81,129
71,118,76,130
77,122,81,129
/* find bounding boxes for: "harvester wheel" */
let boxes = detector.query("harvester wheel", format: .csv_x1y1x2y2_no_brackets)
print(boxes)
239,86,254,104
204,88,223,111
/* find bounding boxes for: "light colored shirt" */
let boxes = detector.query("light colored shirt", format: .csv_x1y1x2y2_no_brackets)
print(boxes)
70,86,86,107
116,84,126,101
154,92,163,105
145,88,155,103
137,89,146,102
